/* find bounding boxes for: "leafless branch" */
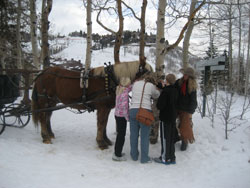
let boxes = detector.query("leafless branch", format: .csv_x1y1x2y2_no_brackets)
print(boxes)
165,0,206,53
121,1,140,21
96,9,116,34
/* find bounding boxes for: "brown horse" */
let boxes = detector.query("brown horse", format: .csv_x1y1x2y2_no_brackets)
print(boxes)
31,61,153,149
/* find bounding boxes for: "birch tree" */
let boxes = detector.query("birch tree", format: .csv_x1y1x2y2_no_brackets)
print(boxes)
245,5,250,96
41,0,53,69
236,0,242,91
149,0,205,144
153,0,206,75
155,0,166,78
85,0,92,70
227,3,234,86
139,0,147,65
240,4,250,120
182,0,197,69
29,0,40,69
16,0,23,69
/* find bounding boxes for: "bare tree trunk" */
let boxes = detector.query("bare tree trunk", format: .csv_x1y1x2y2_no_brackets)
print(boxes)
114,0,123,63
139,0,147,65
236,0,242,91
16,0,22,69
228,3,233,87
41,0,53,69
155,0,166,78
29,0,40,69
1,56,6,74
85,0,92,70
245,7,250,96
182,0,197,69
151,0,166,144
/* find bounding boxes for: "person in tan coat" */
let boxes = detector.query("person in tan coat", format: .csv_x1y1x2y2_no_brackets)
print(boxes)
174,67,198,151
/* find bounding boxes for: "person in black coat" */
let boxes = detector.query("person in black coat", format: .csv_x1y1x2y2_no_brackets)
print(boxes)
154,74,178,165
175,67,198,151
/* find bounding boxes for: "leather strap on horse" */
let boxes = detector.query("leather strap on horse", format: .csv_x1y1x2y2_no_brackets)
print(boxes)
104,62,118,96
80,68,91,104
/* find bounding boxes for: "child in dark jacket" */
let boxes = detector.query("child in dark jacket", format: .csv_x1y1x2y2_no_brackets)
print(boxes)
154,74,178,165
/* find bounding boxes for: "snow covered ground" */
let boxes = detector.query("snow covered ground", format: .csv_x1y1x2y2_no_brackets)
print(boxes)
1,37,250,188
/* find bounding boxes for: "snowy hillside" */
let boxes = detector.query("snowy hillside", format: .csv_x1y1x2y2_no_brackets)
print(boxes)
0,37,250,188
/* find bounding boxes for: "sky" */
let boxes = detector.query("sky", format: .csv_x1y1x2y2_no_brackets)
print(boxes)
45,0,168,36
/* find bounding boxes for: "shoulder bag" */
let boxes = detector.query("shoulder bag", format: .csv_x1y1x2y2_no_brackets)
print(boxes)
136,82,155,126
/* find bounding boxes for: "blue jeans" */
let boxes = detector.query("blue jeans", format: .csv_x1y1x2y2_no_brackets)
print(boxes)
129,108,151,163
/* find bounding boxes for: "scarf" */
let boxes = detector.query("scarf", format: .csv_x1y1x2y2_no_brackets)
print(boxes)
181,80,187,96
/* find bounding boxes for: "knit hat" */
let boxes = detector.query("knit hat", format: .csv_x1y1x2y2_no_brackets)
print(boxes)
180,67,196,79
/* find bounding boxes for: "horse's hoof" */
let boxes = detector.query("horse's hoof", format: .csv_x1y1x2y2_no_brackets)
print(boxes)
105,138,112,146
50,134,55,139
97,140,109,150
99,145,109,150
43,140,52,144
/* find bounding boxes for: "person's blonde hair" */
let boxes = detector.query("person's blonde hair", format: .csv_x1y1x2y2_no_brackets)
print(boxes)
142,72,158,85
116,77,131,96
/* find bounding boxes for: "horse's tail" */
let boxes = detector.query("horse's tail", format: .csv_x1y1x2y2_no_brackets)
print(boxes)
31,83,39,127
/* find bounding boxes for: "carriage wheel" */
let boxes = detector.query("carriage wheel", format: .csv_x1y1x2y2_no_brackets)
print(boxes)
3,103,30,128
0,109,6,134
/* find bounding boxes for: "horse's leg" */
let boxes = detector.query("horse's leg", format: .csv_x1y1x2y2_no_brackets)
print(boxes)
150,100,160,144
46,111,55,139
150,121,160,144
96,107,111,149
103,109,112,146
39,112,52,144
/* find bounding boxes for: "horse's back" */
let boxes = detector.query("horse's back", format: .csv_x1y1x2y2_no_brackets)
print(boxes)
35,66,83,103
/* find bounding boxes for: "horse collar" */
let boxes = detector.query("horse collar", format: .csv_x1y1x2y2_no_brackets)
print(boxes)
104,62,118,95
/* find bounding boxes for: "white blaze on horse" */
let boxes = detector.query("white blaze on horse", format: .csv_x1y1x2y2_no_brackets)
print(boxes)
31,61,153,149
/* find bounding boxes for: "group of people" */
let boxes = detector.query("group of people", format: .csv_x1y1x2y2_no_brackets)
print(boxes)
112,67,198,165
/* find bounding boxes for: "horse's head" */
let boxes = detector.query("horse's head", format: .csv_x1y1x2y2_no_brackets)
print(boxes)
92,60,153,84
113,60,153,83
135,63,153,80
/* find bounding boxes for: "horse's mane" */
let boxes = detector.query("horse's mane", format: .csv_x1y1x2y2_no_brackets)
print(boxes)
93,61,153,81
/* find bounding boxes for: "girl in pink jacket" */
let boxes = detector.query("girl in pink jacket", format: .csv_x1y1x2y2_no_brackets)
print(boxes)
112,77,132,161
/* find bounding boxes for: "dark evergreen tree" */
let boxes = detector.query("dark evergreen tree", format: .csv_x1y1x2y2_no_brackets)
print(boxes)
0,0,30,69
0,0,17,68
205,38,219,59
123,30,132,44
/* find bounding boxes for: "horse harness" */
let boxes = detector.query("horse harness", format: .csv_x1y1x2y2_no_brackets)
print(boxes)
103,62,118,95
33,63,119,113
